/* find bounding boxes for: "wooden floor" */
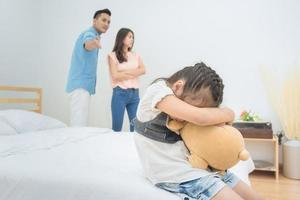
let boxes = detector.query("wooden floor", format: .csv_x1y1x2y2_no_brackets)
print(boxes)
250,171,300,200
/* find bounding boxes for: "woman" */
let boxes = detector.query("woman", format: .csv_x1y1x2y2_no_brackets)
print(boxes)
108,28,146,132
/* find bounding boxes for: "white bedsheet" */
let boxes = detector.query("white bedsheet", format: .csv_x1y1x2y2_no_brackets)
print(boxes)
0,127,254,200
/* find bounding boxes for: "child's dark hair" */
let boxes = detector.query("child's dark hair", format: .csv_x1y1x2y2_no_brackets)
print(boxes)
93,9,111,19
156,62,224,106
112,28,134,63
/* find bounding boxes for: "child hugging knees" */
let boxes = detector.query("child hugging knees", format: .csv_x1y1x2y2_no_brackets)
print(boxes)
134,62,264,200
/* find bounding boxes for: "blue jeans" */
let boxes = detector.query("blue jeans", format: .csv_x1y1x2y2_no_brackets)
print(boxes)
111,86,140,132
156,171,240,200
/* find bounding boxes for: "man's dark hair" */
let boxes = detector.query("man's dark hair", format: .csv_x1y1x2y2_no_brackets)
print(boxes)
93,9,111,19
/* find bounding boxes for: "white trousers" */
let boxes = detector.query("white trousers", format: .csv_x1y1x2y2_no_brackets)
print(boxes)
69,88,90,127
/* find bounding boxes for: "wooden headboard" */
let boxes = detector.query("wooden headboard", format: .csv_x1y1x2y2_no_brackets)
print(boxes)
0,86,42,113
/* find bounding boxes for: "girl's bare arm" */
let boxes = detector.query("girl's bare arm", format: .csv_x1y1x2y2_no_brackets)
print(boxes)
156,95,234,126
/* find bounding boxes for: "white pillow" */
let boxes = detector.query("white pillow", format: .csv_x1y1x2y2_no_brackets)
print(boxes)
0,117,17,135
0,109,67,133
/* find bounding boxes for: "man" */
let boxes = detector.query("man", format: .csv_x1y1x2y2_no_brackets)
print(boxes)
66,9,111,126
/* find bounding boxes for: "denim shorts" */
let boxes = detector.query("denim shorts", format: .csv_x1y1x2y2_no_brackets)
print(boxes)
156,171,240,200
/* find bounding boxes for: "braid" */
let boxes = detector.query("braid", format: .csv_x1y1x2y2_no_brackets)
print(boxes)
165,62,224,106
208,70,224,105
183,62,224,106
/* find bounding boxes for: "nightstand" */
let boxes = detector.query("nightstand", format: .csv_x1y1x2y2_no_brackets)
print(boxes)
244,136,279,179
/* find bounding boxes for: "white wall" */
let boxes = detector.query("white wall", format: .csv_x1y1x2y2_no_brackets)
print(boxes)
1,0,300,135
0,0,42,87
36,0,300,133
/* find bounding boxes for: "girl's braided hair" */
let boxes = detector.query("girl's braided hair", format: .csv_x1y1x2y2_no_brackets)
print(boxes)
165,62,224,106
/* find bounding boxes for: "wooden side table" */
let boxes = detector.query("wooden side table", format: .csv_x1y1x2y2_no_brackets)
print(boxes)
244,136,279,179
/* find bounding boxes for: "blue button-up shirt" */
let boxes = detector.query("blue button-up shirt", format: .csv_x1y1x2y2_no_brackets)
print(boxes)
66,27,100,95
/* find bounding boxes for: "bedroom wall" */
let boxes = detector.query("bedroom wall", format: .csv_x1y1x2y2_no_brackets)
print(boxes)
0,0,41,87
37,0,300,133
1,0,299,137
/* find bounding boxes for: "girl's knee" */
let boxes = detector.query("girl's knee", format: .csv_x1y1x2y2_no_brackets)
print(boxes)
212,186,244,200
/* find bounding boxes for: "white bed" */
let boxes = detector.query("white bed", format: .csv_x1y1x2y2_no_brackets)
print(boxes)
0,126,255,200
0,87,255,200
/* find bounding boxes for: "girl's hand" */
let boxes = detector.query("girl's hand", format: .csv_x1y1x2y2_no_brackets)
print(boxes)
220,107,235,122
216,122,226,126
169,115,185,122
215,122,233,126
226,121,233,125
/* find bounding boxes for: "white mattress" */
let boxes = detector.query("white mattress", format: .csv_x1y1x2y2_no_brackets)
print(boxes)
0,127,254,200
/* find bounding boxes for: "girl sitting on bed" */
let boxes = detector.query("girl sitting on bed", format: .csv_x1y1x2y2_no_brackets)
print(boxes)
134,62,264,200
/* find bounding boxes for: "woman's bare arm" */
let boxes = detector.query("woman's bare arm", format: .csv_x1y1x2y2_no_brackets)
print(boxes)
118,56,146,77
108,56,135,81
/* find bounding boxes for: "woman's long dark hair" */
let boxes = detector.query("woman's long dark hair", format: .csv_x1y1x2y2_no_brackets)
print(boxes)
112,28,134,63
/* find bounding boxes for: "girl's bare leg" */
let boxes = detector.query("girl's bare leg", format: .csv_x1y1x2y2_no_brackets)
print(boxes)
212,186,244,200
233,180,265,200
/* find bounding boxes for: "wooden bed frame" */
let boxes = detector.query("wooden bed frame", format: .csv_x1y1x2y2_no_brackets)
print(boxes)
0,86,42,113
